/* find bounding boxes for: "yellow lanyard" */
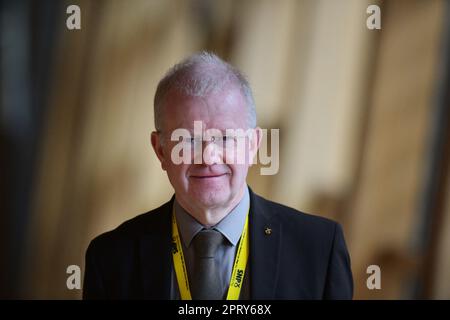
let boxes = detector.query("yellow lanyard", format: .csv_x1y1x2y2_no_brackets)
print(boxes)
171,209,249,300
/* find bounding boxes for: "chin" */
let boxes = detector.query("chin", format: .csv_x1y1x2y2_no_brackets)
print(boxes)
190,188,230,208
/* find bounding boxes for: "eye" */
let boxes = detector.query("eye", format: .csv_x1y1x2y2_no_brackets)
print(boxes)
223,135,236,142
181,136,195,143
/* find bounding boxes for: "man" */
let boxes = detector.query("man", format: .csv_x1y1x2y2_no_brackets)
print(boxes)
83,52,353,300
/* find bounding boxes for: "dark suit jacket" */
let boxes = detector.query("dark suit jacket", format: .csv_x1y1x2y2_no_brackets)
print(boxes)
83,189,353,299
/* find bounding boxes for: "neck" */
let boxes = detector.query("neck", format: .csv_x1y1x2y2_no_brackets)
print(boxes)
176,185,246,227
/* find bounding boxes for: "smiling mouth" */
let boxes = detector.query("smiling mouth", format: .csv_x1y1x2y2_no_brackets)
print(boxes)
189,173,228,179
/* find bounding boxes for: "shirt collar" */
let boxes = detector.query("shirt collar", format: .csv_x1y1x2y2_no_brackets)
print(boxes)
174,186,250,248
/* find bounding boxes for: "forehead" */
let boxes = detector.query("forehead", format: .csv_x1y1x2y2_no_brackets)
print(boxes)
163,86,248,130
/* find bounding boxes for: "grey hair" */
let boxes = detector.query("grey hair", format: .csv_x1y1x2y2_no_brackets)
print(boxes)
154,52,257,132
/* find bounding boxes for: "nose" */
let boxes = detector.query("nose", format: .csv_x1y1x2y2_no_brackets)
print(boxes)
194,139,223,165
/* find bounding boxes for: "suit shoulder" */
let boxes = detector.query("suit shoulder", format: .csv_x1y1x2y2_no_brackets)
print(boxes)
87,200,171,251
255,194,339,232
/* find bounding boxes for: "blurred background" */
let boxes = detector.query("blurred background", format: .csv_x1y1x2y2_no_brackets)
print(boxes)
1,0,449,299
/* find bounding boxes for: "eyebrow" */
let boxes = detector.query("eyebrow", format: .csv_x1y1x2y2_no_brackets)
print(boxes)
170,128,228,135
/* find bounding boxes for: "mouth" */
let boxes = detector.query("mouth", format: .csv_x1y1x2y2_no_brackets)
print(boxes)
189,173,228,179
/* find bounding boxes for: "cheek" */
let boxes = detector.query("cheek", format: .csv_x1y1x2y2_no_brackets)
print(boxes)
166,163,188,181
229,165,247,182
223,139,252,165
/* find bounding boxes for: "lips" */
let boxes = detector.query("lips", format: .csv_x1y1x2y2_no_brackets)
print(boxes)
189,173,228,179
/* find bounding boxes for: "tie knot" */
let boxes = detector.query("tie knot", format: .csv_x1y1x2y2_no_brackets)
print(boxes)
192,229,224,258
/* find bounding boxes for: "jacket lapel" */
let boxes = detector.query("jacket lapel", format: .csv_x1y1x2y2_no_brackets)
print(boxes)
249,189,281,299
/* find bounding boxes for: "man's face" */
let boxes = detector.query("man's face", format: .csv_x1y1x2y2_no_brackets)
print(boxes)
152,86,259,211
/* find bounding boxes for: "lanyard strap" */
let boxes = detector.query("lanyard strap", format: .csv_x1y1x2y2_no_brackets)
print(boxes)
171,209,249,300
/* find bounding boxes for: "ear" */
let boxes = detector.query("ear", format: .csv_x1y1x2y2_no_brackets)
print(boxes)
249,127,262,166
151,131,167,171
